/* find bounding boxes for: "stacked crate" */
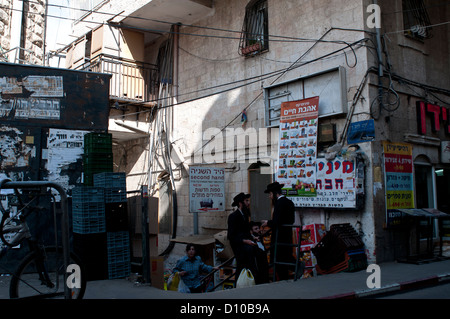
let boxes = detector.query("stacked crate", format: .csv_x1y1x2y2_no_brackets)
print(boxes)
329,224,367,272
106,231,131,279
72,171,130,280
72,186,108,281
72,187,106,234
311,223,367,274
296,224,326,278
94,172,130,279
83,133,113,186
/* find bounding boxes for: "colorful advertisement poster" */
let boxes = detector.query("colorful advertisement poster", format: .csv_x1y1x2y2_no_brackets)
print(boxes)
277,97,319,198
383,141,415,226
293,158,357,208
189,166,225,213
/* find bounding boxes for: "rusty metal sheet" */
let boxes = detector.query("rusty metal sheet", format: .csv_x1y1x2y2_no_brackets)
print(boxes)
0,62,111,130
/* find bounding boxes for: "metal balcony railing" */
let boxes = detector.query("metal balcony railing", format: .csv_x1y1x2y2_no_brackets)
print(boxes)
78,53,159,103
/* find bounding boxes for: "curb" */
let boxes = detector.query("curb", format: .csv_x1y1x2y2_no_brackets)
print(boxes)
322,273,450,299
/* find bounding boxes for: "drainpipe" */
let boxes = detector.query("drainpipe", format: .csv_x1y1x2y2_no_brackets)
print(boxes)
159,24,180,255
19,0,28,63
43,0,48,66
373,0,384,111
173,23,180,135
173,23,191,235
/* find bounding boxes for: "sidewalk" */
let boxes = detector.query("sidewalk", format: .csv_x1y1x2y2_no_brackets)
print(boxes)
82,258,450,299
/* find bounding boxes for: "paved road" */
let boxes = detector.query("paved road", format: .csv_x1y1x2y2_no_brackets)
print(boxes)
378,282,450,299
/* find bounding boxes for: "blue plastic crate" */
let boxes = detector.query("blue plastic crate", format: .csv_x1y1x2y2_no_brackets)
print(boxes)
107,231,130,279
107,231,129,249
107,232,130,262
73,217,106,234
72,186,105,203
72,201,106,234
104,187,127,203
94,172,126,189
72,202,105,219
108,248,130,263
108,261,131,279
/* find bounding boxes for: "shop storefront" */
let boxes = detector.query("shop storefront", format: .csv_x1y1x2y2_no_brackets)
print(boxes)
384,101,450,263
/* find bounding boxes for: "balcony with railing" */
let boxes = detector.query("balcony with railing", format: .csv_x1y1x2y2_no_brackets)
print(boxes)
78,53,160,105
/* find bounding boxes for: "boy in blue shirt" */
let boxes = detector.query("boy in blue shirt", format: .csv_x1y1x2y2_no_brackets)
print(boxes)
174,243,218,293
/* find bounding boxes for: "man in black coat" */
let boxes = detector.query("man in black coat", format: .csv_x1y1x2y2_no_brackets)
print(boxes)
227,192,258,283
262,182,295,281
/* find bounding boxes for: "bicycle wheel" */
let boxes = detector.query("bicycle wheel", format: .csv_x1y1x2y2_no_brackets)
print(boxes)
9,247,86,299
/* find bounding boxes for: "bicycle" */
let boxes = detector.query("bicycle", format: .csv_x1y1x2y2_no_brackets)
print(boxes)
0,179,86,299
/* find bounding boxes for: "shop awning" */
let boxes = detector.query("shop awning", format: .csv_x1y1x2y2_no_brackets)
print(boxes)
396,208,448,218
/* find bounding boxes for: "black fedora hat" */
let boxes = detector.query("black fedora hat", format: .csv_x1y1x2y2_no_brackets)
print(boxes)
231,192,251,207
264,182,284,193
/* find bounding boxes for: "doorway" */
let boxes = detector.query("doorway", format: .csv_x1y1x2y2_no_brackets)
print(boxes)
414,157,437,241
435,168,450,214
248,162,272,222
414,163,434,209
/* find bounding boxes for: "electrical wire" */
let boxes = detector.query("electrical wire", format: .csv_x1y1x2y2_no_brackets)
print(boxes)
384,20,450,35
23,1,377,43
110,36,370,120
380,1,450,16
27,0,450,38
191,28,365,158
0,3,374,48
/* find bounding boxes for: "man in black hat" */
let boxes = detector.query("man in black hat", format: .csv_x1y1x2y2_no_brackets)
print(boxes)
262,182,295,281
227,192,258,283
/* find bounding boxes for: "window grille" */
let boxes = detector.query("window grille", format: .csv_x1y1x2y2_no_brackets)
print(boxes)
402,0,432,39
239,0,268,56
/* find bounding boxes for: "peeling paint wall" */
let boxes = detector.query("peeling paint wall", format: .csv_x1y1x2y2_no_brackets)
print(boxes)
44,128,89,198
0,126,36,170
0,63,110,266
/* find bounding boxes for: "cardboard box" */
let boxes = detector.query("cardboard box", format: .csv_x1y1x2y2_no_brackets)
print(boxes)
299,244,317,268
127,195,159,235
301,224,326,245
149,234,158,256
148,197,159,235
214,231,233,260
131,236,142,258
131,234,158,258
150,255,165,290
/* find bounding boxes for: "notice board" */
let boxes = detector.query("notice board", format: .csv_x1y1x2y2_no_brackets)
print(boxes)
383,141,415,227
277,97,319,198
293,158,358,208
189,166,225,213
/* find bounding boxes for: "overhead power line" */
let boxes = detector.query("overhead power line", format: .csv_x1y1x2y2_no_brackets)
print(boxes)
110,33,368,122
2,2,376,50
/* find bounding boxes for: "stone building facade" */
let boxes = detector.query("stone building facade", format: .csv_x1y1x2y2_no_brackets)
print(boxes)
0,0,46,65
56,0,449,266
